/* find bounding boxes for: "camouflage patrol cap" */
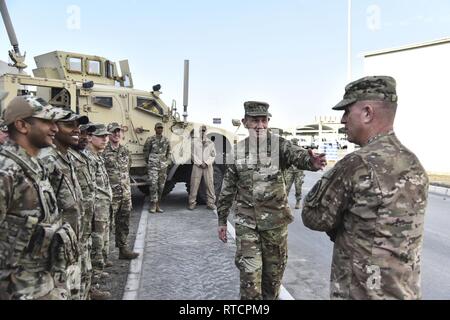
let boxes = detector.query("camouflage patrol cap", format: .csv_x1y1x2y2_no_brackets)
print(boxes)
79,122,96,133
155,122,164,129
2,95,67,125
244,101,272,117
91,123,112,136
58,110,89,125
333,76,398,110
107,122,122,132
0,119,7,132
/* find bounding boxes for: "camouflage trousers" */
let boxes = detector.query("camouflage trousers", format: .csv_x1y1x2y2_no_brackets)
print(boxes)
80,199,94,300
80,238,92,300
284,170,305,202
53,257,82,300
148,164,168,203
111,194,132,248
0,270,68,300
91,199,111,274
235,224,288,300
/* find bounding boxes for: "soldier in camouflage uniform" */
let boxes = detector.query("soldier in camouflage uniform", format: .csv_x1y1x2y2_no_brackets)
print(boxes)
102,123,139,260
86,124,113,297
0,96,70,300
0,120,8,145
302,76,429,300
69,123,97,299
283,138,305,209
217,101,327,300
144,122,171,213
39,110,89,300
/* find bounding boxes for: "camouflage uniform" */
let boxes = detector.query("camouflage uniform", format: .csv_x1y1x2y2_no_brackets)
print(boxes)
85,148,112,274
102,141,133,250
0,96,80,300
144,132,171,205
217,101,317,300
0,141,69,300
302,76,429,300
69,148,95,300
40,147,84,300
283,165,304,203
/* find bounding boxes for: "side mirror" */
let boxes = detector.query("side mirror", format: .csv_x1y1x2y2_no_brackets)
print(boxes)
232,119,241,127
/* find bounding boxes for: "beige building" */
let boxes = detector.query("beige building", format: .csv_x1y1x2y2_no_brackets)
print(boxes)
364,38,450,175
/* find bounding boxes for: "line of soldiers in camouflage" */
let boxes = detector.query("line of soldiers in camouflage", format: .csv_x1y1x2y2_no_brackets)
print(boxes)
0,96,138,300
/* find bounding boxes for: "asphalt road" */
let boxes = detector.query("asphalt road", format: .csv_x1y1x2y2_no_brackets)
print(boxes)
283,171,450,300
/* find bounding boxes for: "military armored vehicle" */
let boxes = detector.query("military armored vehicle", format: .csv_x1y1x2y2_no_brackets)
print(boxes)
0,0,237,202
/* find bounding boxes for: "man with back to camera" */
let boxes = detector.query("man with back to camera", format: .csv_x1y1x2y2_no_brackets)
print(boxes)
302,76,429,300
217,101,327,300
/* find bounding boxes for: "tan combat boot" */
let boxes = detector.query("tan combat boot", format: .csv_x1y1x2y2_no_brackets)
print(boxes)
207,203,217,210
188,203,196,210
295,200,301,209
119,247,139,260
156,202,164,213
104,260,113,268
148,202,157,213
90,287,112,300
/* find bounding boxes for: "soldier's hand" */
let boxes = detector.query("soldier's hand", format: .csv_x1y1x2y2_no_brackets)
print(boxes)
308,149,327,171
218,226,228,243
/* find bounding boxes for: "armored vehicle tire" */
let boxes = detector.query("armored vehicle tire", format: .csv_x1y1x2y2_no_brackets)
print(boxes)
137,185,150,196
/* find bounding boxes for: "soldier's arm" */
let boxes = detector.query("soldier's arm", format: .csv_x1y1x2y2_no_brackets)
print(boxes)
0,172,14,224
192,138,203,166
301,154,366,232
205,142,216,166
281,138,316,171
217,164,238,227
126,146,132,170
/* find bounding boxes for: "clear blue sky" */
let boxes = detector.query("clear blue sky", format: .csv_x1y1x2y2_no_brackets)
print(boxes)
2,0,450,130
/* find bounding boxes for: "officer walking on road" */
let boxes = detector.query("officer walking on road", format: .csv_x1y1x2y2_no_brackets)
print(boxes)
103,123,139,260
284,138,305,210
302,76,429,300
217,101,327,300
144,122,171,214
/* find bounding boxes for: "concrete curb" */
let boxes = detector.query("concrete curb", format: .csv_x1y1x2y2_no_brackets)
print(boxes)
225,217,295,301
429,185,449,198
122,198,149,300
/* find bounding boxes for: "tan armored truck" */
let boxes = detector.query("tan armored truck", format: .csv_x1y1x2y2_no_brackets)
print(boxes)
0,0,237,202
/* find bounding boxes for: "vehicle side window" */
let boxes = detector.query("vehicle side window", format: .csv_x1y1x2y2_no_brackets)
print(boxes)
87,60,102,76
136,97,163,116
68,57,82,73
93,96,113,108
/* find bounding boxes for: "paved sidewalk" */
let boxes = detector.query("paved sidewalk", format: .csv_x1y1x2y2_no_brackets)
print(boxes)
125,184,240,300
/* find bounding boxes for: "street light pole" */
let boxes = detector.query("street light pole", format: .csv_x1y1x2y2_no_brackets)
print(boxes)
347,0,352,82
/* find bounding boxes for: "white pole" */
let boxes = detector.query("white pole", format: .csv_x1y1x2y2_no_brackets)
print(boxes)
347,0,352,82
